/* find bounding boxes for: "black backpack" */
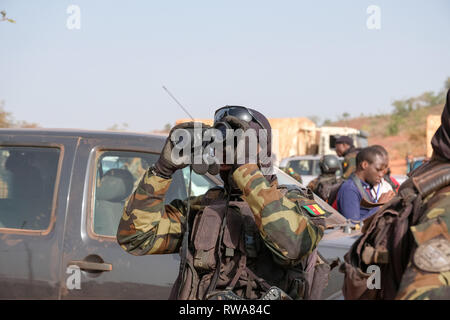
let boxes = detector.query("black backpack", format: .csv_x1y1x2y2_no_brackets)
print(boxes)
325,179,345,207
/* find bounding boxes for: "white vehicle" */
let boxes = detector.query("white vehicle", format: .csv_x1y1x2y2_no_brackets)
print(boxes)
317,126,369,156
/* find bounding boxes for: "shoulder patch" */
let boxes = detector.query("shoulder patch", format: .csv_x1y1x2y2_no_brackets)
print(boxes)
413,237,450,273
302,204,326,216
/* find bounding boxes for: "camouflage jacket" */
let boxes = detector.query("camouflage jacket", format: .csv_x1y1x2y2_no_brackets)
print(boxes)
395,185,450,300
117,163,325,266
342,148,359,180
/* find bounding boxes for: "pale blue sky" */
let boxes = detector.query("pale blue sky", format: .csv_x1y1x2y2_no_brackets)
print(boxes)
1,0,449,132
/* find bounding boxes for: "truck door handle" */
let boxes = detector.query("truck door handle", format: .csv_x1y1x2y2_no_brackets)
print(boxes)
68,260,113,272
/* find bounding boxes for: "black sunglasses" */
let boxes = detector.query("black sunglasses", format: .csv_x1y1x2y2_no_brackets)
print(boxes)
214,106,266,130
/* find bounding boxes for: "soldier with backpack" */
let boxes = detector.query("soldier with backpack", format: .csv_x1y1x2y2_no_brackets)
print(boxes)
117,106,333,300
341,89,450,299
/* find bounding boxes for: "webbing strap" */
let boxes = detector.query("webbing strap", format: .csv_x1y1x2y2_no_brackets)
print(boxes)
246,267,271,291
226,255,247,291
350,173,373,203
205,192,231,297
177,166,193,298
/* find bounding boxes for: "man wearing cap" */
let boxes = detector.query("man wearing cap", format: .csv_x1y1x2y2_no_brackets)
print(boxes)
335,136,360,180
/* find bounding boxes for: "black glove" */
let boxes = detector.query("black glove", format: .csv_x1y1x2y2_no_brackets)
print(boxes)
154,122,209,178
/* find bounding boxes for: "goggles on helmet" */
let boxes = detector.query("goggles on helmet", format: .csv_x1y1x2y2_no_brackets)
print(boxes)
214,105,266,131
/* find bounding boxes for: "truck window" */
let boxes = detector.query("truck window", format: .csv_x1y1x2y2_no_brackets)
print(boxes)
181,167,217,197
329,135,337,150
287,159,314,176
92,151,219,237
0,146,60,231
312,160,322,176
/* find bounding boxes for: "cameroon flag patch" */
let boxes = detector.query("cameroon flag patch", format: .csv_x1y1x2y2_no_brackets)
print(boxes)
303,204,326,216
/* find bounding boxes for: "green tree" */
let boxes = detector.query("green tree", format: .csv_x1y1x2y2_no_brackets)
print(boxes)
386,115,401,136
0,100,39,128
417,91,441,108
0,101,13,128
392,99,410,116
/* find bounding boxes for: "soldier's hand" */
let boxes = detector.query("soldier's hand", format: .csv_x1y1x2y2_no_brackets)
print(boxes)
378,190,395,203
220,115,255,171
154,122,210,178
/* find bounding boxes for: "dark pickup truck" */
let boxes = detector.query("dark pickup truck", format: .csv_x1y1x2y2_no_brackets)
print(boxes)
0,129,358,299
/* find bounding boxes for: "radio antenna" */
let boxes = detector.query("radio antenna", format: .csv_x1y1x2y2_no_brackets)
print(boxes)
162,85,195,120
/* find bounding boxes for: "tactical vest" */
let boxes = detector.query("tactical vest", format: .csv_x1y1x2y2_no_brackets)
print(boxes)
314,175,342,204
340,159,450,300
169,186,332,300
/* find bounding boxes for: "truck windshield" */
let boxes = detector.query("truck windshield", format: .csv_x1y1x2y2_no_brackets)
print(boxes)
287,159,321,176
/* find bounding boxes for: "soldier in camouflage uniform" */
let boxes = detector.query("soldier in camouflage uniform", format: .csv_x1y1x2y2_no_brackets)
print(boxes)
307,154,342,202
395,89,450,300
116,106,330,300
335,136,360,180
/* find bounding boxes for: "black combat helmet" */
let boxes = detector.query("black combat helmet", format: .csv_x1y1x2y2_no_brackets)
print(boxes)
213,105,273,171
213,105,275,193
319,154,342,174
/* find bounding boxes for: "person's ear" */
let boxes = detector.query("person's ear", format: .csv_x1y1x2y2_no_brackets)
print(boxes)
361,160,369,170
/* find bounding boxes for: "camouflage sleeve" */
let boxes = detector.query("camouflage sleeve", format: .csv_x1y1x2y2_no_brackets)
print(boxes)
232,164,324,264
395,191,450,300
116,169,187,256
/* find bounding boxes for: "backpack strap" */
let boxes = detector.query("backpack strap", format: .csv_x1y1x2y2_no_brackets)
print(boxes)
350,173,373,203
395,161,450,213
412,162,450,198
205,193,231,296
327,179,344,204
177,166,194,298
